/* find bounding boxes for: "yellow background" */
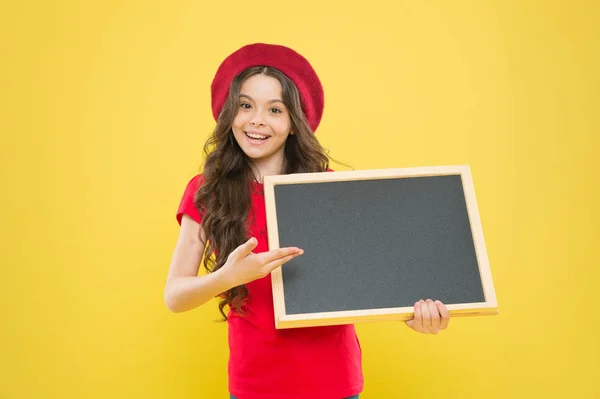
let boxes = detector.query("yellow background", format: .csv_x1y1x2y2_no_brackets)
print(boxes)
2,0,598,398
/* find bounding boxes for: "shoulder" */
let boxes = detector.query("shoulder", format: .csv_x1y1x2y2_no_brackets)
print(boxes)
186,174,205,189
180,174,206,195
176,174,206,226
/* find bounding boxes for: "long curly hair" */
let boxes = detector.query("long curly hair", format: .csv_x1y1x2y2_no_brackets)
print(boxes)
195,66,329,321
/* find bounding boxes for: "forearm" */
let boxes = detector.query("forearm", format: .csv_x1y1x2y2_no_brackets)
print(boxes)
164,269,234,313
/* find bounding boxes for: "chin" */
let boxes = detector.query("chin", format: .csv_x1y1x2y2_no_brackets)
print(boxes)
246,152,270,161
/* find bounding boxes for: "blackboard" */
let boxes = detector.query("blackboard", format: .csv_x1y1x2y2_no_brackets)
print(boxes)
263,166,498,329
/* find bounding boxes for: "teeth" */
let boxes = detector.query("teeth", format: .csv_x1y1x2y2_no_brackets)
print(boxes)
246,132,268,140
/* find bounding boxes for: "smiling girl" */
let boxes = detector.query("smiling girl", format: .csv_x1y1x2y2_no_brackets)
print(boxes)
164,43,450,399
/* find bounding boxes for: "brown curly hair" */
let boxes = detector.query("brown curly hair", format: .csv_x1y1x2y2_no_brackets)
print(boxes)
195,66,329,321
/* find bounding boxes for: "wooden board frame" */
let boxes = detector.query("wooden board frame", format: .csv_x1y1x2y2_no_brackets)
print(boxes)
263,165,499,329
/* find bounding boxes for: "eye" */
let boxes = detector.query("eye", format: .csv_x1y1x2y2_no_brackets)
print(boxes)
270,107,282,114
240,103,251,109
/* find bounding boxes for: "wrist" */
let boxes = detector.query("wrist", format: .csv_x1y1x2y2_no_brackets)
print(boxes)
214,266,237,292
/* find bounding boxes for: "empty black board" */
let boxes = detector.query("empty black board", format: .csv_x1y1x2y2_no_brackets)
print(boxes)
273,175,485,315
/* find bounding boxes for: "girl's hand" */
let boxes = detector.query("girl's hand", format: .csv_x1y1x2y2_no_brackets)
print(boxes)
404,299,450,334
220,237,304,287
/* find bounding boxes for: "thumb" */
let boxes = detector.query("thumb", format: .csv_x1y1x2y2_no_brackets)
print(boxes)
236,237,258,258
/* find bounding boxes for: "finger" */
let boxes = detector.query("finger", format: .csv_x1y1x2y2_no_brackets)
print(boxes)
419,299,430,333
263,252,302,274
262,247,304,263
231,237,258,259
435,300,450,330
409,302,422,332
427,299,440,334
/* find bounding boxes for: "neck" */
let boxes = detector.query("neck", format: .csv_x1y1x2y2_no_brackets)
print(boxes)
249,155,285,183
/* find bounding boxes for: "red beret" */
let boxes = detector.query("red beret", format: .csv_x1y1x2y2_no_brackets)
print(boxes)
211,43,324,133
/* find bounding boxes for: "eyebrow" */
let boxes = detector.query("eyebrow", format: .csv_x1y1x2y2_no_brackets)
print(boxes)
239,94,284,104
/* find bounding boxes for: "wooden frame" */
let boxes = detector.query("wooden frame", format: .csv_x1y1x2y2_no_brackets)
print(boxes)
264,165,499,329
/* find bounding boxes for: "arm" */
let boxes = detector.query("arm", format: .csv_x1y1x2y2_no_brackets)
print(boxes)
164,214,305,313
163,215,234,313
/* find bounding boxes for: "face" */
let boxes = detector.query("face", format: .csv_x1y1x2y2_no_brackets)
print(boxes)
231,74,292,172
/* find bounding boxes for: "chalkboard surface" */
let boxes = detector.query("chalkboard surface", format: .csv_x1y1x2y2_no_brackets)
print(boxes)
264,166,498,329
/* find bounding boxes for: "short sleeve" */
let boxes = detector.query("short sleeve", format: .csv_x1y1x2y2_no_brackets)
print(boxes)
176,174,204,225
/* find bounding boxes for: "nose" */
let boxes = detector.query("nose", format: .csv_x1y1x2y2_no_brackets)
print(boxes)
249,110,266,127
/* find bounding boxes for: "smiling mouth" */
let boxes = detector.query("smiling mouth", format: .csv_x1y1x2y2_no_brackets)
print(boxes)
245,132,270,141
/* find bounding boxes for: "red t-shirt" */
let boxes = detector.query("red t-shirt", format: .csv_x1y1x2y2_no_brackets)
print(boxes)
176,174,363,399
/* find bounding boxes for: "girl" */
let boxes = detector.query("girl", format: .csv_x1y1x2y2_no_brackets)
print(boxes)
164,43,450,399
